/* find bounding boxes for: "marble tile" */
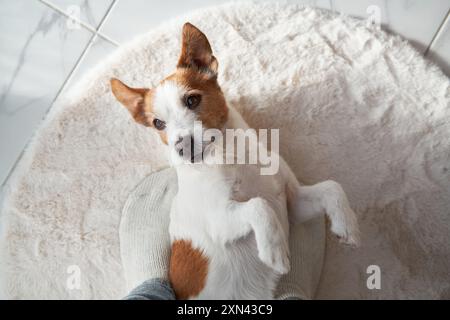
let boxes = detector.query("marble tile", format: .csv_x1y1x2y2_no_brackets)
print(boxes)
0,0,94,185
427,13,450,76
100,0,260,44
100,0,333,44
64,35,118,89
44,0,115,29
331,0,450,53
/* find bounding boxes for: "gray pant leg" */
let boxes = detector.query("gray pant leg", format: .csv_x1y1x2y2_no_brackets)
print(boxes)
123,278,175,300
123,278,302,300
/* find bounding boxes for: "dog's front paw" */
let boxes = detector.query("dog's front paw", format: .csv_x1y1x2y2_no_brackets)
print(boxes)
258,240,290,274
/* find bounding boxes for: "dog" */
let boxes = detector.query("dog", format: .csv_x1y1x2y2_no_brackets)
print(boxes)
111,23,359,299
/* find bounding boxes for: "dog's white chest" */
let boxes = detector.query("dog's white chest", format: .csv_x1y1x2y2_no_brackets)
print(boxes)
171,164,286,231
169,163,288,299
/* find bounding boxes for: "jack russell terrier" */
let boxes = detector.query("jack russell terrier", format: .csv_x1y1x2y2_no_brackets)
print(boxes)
111,23,359,299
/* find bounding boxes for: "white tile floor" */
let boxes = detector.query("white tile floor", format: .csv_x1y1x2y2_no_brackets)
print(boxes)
0,0,449,189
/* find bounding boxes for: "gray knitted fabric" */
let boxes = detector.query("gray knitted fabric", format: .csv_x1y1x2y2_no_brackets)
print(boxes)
120,167,326,299
120,168,177,291
275,218,326,299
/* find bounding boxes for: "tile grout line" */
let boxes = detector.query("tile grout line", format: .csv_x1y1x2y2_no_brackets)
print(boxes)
39,0,120,46
424,8,450,56
1,0,119,189
45,0,120,97
95,0,121,46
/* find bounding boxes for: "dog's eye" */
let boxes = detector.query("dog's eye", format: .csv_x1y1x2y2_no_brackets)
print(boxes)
185,94,201,110
153,118,166,130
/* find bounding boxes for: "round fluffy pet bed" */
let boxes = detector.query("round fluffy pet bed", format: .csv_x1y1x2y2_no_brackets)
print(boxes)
1,2,449,299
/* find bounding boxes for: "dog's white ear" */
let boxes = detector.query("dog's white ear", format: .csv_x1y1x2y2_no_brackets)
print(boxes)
177,22,218,76
110,78,151,126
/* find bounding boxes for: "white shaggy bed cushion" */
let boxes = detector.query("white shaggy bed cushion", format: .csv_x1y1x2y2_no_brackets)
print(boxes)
1,2,449,299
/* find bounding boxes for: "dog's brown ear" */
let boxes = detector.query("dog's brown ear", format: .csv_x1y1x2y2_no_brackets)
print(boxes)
110,78,151,126
177,22,218,76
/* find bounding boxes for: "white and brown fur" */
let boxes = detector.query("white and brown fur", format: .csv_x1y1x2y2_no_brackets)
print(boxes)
111,23,359,299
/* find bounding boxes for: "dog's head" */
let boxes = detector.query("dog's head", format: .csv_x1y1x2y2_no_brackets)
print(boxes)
111,23,228,163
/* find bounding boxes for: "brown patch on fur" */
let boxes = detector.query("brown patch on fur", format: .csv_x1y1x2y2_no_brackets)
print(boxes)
173,23,227,129
110,79,170,144
110,78,155,127
169,239,209,299
166,69,228,129
177,23,218,74
110,23,227,147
